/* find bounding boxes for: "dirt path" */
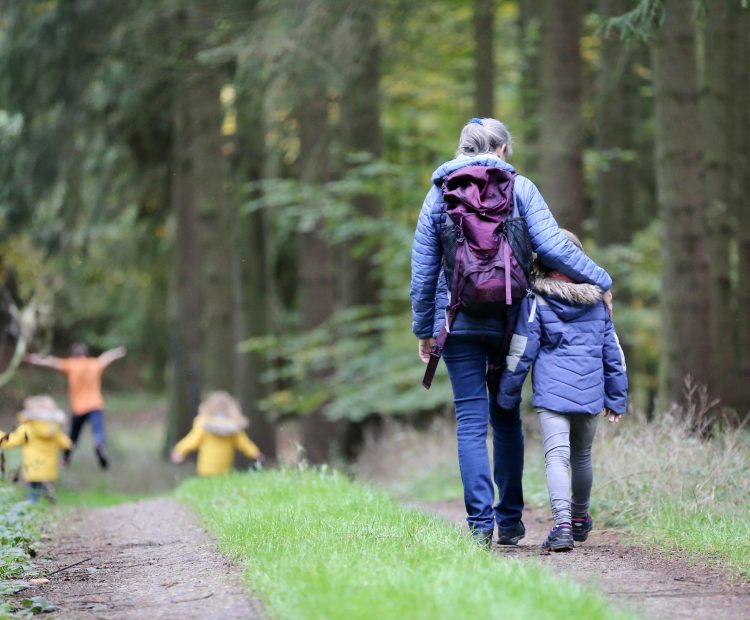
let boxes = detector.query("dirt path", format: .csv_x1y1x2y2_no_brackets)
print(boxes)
24,498,263,619
422,500,750,620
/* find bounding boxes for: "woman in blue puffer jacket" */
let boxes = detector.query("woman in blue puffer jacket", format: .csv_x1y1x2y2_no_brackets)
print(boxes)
497,230,627,552
410,118,613,547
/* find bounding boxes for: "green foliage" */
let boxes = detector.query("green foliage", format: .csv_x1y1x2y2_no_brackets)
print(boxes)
178,469,630,620
242,309,453,421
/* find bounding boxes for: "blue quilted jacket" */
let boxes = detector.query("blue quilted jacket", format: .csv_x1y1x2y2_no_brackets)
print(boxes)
410,155,613,339
497,275,628,415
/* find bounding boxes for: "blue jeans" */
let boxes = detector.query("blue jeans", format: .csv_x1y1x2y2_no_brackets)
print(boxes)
443,335,524,533
69,409,106,447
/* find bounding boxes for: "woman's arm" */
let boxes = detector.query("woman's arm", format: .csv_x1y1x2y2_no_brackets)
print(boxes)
411,186,444,339
516,177,612,291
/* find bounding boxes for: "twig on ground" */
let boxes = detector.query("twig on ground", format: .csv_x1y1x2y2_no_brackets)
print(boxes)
46,556,94,577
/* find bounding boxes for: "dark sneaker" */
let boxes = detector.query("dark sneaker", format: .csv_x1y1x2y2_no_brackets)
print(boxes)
572,514,593,542
542,524,574,552
95,446,109,470
471,528,494,549
497,520,526,546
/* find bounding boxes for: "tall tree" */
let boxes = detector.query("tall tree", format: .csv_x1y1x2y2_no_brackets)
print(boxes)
701,0,736,406
474,0,495,117
538,0,584,230
652,0,711,405
166,1,231,446
594,0,642,245
731,5,750,416
298,92,339,464
340,3,383,309
517,0,541,175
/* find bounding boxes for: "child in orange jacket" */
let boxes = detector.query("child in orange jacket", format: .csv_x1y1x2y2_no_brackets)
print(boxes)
171,392,263,476
1,396,73,502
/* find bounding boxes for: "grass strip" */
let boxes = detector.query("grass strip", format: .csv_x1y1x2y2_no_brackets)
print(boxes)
178,469,629,620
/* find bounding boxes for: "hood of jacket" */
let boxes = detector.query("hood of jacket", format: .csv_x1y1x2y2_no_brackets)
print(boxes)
17,417,62,440
533,275,603,321
432,154,516,186
197,414,243,437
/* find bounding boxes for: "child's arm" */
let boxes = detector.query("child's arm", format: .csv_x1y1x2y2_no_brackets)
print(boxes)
98,346,127,368
55,430,73,450
171,427,203,463
1,425,28,449
602,313,628,415
23,353,64,371
497,295,542,409
235,432,261,460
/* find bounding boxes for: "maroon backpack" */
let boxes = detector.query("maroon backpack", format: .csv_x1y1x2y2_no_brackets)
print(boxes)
422,165,532,390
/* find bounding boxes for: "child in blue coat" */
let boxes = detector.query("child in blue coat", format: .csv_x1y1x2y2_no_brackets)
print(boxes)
497,230,628,552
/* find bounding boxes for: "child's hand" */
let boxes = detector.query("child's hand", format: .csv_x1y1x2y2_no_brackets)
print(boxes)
170,449,185,464
604,409,622,424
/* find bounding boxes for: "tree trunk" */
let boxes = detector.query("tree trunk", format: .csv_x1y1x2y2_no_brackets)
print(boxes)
652,0,711,407
594,0,640,245
732,6,750,417
339,3,383,309
517,0,541,175
474,0,494,117
232,83,277,459
538,0,584,231
298,93,339,464
701,1,736,407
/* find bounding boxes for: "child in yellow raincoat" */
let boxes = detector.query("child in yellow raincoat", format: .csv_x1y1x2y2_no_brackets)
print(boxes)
170,391,262,476
1,395,73,502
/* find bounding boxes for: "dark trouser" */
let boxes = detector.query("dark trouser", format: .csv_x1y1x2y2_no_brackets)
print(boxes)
28,482,55,502
66,410,107,467
443,335,525,534
69,409,106,447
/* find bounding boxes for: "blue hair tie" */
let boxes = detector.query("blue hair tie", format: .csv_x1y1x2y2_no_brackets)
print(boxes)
467,118,483,126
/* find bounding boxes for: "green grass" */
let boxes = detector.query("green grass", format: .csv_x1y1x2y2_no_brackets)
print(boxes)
362,414,750,580
55,487,145,508
178,469,629,620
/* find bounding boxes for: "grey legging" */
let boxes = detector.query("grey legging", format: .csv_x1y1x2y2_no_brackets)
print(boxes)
538,409,600,525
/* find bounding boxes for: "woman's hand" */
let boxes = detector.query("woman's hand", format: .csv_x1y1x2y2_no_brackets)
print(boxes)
603,290,613,317
419,338,435,364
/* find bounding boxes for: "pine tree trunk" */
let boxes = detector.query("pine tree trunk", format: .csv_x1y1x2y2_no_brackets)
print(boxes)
474,0,494,117
594,0,640,245
732,6,750,417
538,0,584,231
652,0,711,407
232,83,277,458
517,0,541,175
339,3,383,309
298,93,339,464
701,1,736,407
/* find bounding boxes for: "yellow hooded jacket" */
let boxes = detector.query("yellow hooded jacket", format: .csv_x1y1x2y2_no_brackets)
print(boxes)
2,417,72,482
173,414,260,476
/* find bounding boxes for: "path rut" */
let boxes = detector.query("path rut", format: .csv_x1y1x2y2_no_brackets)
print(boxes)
423,500,750,620
24,498,263,619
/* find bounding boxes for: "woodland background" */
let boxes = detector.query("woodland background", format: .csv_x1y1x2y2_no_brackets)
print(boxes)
1,0,748,462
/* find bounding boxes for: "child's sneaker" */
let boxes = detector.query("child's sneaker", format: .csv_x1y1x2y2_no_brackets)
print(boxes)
572,514,593,542
541,524,574,552
95,446,109,470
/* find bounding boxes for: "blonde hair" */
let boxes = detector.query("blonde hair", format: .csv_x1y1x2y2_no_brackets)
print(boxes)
198,391,248,429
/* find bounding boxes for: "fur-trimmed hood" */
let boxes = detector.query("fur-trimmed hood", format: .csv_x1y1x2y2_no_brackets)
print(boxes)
533,275,603,305
18,395,66,426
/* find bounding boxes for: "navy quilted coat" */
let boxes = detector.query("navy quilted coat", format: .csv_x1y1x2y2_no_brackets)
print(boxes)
497,276,628,415
410,155,613,340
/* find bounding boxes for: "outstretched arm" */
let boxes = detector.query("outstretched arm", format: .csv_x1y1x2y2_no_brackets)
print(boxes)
23,353,64,371
235,432,261,460
98,346,127,368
